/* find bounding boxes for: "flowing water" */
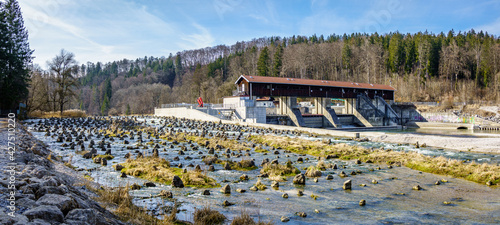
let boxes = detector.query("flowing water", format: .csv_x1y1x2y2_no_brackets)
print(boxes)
25,118,500,224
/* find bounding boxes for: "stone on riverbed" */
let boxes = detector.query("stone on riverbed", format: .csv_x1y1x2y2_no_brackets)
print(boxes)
343,180,352,190
293,173,306,185
172,176,184,188
220,184,231,194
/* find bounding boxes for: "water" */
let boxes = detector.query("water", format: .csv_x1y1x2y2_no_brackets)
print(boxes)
24,118,500,224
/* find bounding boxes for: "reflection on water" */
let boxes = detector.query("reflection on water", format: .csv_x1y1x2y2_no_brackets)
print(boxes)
380,127,500,137
25,118,500,224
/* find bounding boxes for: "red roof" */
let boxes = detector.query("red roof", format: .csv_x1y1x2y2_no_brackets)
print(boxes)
236,75,395,91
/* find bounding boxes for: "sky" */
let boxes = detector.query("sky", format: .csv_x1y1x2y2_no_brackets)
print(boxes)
18,0,500,69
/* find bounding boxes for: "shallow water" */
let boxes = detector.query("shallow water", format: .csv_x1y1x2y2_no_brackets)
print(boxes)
25,118,500,224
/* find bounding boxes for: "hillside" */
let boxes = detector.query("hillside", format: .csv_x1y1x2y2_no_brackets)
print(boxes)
29,30,500,115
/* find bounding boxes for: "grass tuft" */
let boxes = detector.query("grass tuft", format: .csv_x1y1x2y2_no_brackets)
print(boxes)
193,206,226,225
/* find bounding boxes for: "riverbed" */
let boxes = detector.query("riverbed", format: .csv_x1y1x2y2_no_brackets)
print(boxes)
25,117,500,224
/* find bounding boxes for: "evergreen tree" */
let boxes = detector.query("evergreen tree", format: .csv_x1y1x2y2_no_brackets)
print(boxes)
257,46,270,76
125,103,131,115
272,44,283,77
0,0,33,109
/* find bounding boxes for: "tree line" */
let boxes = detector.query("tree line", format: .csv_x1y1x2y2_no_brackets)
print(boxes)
27,30,500,115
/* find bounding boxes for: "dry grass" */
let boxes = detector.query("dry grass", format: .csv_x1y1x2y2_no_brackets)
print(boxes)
29,109,87,118
161,133,250,152
216,159,258,171
260,161,300,181
230,210,274,225
89,185,177,225
121,156,219,188
193,206,226,225
250,135,500,185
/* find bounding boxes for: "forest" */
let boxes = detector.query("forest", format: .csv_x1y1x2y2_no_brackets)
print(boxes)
28,30,500,115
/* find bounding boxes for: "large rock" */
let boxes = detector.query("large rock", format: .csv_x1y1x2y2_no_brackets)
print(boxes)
220,184,231,194
23,205,64,223
36,194,77,215
223,162,232,170
292,173,306,185
64,208,107,225
113,164,124,171
343,180,352,190
172,175,184,188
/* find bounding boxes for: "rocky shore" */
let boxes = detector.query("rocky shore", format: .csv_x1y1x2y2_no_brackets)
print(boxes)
0,119,124,225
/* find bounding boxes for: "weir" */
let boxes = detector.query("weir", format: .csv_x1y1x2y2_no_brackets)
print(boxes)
156,75,401,128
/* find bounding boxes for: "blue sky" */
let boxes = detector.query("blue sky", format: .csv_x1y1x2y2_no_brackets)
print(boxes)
19,0,500,68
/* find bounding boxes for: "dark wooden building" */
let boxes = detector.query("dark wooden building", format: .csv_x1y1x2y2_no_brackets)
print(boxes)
235,75,396,100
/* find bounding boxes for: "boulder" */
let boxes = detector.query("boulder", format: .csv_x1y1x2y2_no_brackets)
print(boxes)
100,158,107,166
236,188,246,193
281,216,290,222
359,199,366,206
202,190,211,195
23,205,64,223
222,200,233,206
296,212,307,217
172,176,184,188
220,184,231,194
412,185,422,190
292,174,306,185
36,194,77,215
343,180,352,190
144,182,156,187
326,175,334,180
113,164,124,171
297,190,304,196
282,193,289,198
239,174,249,181
223,162,231,170
271,181,279,188
64,208,105,225
158,190,173,198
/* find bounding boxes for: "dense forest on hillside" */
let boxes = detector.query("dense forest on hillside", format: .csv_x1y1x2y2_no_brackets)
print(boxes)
28,30,500,115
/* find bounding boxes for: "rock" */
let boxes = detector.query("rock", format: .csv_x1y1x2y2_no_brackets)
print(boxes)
220,184,231,194
486,180,493,186
339,171,348,178
208,165,215,171
413,185,422,190
326,175,334,180
100,158,107,166
130,183,141,190
194,164,202,172
240,174,249,181
435,181,441,185
314,209,320,213
236,188,246,193
144,182,156,187
23,205,64,223
119,172,127,178
250,186,258,191
365,159,373,163
372,179,378,184
297,190,304,196
313,178,318,183
202,190,211,195
271,181,279,188
172,175,184,188
332,164,338,169
222,200,233,206
354,159,361,164
343,180,352,190
282,193,289,198
92,157,101,164
223,162,232,170
305,168,322,177
359,199,366,206
296,212,307,217
292,174,306,185
159,190,173,198
113,164,124,171
64,208,104,225
36,194,77,215
281,216,290,222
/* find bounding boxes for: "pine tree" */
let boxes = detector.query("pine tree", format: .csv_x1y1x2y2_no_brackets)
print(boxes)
125,103,131,115
272,44,283,77
0,0,33,109
257,46,270,76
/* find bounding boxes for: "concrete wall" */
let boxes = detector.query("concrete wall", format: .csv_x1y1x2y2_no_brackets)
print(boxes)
154,108,222,122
